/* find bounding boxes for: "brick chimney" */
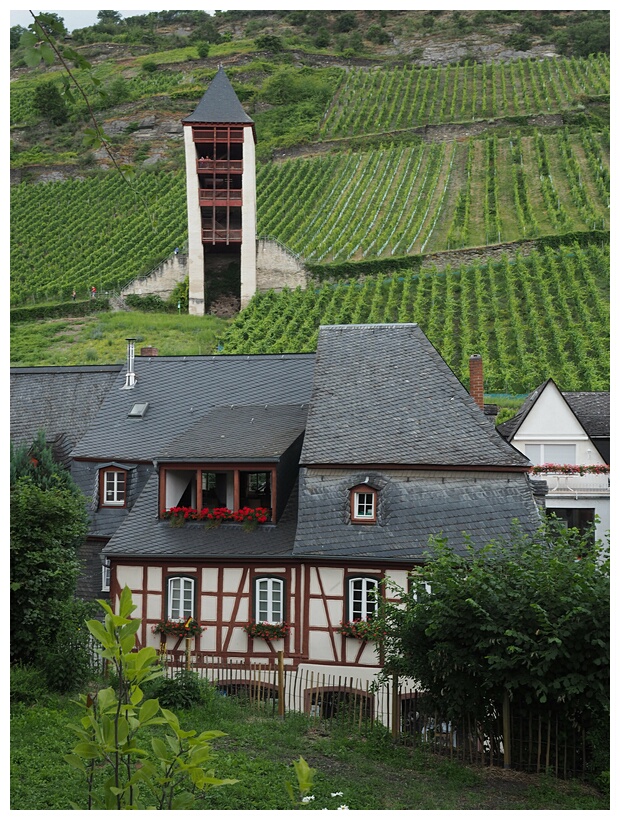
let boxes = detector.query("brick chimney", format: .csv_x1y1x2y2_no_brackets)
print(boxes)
469,354,484,410
140,346,158,357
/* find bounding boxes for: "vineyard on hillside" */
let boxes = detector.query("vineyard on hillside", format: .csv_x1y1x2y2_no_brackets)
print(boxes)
10,123,609,303
217,242,609,395
10,171,187,303
257,126,609,260
319,54,609,137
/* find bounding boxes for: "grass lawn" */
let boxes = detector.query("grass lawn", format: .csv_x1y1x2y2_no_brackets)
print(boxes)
10,690,608,811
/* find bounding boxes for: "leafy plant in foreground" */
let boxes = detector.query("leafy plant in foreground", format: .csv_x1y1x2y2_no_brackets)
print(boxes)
65,586,237,809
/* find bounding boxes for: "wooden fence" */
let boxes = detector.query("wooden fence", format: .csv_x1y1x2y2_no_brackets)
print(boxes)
158,649,588,777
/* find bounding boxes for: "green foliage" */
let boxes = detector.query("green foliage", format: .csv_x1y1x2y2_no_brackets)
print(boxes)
66,587,237,809
380,521,609,729
141,60,158,73
286,756,316,807
255,34,283,53
10,664,51,704
334,12,357,33
32,80,68,125
506,33,532,52
10,434,90,682
196,41,211,59
124,293,173,312
145,670,216,710
555,13,610,57
169,275,189,312
10,298,110,323
366,25,390,45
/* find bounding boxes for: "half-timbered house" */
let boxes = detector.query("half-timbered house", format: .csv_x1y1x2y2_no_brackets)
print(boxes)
17,323,541,695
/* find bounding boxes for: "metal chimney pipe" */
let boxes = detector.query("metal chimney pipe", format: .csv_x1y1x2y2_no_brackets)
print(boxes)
122,337,137,389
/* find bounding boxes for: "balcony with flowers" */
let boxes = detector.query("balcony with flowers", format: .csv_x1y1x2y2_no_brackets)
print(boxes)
530,464,610,495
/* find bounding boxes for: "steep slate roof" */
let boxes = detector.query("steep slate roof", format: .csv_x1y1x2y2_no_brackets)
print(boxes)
10,365,122,459
301,324,530,468
497,379,611,443
159,405,307,461
72,353,315,463
103,473,298,559
292,468,543,561
182,66,254,125
563,391,610,439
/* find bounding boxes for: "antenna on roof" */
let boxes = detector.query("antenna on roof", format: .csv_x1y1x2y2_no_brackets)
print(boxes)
121,338,137,389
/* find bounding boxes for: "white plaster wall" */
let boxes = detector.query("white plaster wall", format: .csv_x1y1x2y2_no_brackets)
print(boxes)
201,594,217,620
117,565,143,591
184,125,205,315
202,569,218,592
147,566,162,589
223,568,245,591
146,593,161,621
308,630,337,662
513,383,589,444
546,497,610,545
240,130,257,308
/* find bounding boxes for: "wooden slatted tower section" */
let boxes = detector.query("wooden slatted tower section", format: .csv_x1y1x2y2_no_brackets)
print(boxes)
182,66,257,314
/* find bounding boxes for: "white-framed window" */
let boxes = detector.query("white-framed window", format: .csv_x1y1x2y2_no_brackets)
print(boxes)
101,558,111,592
167,576,195,620
256,577,284,623
101,468,127,506
348,576,379,621
523,443,577,466
350,484,377,523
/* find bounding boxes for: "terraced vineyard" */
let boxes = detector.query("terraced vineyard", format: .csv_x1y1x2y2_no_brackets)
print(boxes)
11,170,187,302
218,242,610,395
257,127,609,261
319,54,610,137
10,123,609,304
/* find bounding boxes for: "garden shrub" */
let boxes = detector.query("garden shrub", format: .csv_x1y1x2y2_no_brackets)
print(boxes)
10,663,50,704
145,669,216,710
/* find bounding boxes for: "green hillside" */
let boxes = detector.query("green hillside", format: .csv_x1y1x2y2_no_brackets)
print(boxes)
10,9,610,395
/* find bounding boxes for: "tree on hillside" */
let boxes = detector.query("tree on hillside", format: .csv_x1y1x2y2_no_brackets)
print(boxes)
10,431,93,691
33,80,68,125
97,10,122,26
379,520,609,731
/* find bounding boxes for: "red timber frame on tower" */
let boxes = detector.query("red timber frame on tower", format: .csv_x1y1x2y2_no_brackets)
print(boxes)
192,124,244,245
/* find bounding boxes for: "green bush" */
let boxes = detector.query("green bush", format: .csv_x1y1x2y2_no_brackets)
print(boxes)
145,669,216,710
124,293,173,312
10,664,50,704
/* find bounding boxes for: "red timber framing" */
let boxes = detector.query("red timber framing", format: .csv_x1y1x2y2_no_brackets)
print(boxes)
158,462,278,524
193,123,246,246
303,565,388,668
110,559,303,665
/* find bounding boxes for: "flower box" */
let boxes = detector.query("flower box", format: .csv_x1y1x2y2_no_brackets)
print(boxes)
163,506,271,530
152,618,203,638
243,621,289,640
338,618,385,642
530,463,610,476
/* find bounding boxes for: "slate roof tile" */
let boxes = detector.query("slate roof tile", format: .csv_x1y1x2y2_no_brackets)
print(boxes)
301,324,529,468
182,67,254,124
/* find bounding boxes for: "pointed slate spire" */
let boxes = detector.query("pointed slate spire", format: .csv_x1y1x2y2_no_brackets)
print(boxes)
183,66,254,124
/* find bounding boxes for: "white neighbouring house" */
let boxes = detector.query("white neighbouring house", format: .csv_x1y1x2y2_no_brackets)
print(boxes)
497,378,610,546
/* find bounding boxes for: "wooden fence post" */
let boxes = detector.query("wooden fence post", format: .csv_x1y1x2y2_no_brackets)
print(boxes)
503,689,512,769
391,673,399,740
277,650,285,717
185,636,191,671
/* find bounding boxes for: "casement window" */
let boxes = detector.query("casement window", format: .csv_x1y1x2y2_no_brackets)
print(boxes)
348,576,379,622
101,558,111,592
255,576,284,623
167,576,195,620
350,484,377,523
101,468,127,507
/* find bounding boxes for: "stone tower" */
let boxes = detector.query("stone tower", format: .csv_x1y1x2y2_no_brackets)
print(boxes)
182,67,257,314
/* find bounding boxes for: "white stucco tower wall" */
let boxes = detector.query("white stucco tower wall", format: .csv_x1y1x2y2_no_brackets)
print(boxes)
184,124,205,315
240,131,257,309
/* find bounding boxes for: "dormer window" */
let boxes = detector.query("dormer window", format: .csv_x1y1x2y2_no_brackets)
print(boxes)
350,484,377,524
101,468,127,507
